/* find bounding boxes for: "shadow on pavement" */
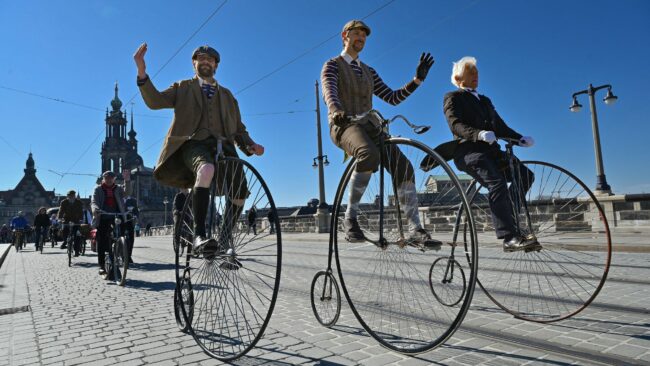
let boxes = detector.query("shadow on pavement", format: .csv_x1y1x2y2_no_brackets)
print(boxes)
129,262,176,271
127,279,176,292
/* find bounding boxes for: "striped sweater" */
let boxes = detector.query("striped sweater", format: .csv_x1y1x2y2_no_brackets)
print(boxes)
321,56,419,115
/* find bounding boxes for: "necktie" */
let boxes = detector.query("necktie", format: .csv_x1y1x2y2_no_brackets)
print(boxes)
350,60,363,77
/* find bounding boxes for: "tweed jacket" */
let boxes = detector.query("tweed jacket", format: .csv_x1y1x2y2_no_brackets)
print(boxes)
138,76,254,188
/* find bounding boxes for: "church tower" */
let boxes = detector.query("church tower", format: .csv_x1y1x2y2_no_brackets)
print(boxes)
100,83,143,179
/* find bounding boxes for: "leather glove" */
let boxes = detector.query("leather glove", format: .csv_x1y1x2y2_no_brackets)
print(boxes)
478,130,497,144
332,111,349,127
519,136,535,147
416,52,435,81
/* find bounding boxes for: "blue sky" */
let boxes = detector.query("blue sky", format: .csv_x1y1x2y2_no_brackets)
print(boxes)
0,0,648,206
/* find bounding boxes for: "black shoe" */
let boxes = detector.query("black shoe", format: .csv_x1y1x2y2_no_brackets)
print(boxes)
344,218,365,242
219,256,242,271
128,258,134,264
99,269,107,276
74,253,80,257
407,228,442,251
60,244,67,249
503,235,542,252
192,236,219,258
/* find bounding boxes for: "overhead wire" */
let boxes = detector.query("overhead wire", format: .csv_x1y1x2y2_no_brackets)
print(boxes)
53,0,229,190
234,0,396,96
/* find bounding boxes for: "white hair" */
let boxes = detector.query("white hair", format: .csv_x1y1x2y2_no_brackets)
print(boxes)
451,56,477,87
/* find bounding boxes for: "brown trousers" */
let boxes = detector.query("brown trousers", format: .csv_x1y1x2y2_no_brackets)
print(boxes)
331,122,414,185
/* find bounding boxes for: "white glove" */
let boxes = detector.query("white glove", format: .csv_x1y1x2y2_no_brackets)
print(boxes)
519,136,535,147
478,130,497,144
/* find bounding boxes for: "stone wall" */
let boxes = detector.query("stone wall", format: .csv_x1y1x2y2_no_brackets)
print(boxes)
148,193,650,235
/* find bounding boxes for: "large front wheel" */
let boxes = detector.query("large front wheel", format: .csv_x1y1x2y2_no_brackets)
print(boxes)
175,157,282,361
463,161,612,322
333,138,478,354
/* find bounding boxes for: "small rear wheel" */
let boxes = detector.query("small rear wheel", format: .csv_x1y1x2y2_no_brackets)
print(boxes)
429,257,466,307
310,270,341,327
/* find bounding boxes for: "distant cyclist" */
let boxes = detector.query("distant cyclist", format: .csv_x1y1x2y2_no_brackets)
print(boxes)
58,190,84,256
91,171,126,276
10,211,28,248
33,207,50,251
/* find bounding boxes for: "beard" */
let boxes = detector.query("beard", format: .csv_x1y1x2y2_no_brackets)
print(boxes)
198,64,214,78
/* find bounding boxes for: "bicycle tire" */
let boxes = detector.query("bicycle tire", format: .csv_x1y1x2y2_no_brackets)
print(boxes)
462,160,611,322
67,236,72,267
174,269,193,333
429,257,466,307
175,157,282,361
310,270,341,328
113,237,128,286
333,137,478,354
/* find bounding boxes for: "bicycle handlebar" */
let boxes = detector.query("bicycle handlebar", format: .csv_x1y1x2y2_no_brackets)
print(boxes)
499,137,524,147
348,109,431,135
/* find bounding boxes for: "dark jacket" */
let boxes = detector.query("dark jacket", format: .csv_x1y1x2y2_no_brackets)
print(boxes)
442,89,522,160
247,209,257,225
34,213,50,228
91,184,126,227
58,198,84,224
124,196,139,217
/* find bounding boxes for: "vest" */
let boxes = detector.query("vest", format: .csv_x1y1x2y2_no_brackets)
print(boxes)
194,87,225,140
334,56,374,119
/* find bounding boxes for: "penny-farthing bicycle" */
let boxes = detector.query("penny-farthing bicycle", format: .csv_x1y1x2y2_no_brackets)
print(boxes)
311,110,478,354
428,137,611,322
174,137,282,361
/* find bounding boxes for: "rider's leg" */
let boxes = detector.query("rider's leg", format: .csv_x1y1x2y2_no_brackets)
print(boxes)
97,219,112,273
220,143,248,241
338,124,379,221
193,163,214,239
61,225,70,249
455,151,517,240
73,227,81,256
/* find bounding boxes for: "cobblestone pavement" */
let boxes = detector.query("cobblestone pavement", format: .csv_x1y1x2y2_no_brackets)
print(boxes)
0,232,648,365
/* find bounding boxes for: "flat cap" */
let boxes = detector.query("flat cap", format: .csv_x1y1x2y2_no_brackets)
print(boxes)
192,45,220,63
102,171,116,178
342,20,371,36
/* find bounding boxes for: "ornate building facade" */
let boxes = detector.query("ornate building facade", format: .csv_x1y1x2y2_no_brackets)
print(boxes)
0,153,58,224
101,83,177,226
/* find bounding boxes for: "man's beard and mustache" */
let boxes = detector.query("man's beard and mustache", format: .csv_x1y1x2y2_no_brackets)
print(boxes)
197,64,215,78
352,40,364,52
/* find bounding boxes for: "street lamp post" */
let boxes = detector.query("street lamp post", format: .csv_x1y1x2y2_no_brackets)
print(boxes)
570,83,618,195
314,81,331,233
163,196,169,226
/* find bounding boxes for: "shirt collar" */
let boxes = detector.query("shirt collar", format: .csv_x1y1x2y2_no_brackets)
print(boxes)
197,76,218,89
340,51,360,65
463,87,480,99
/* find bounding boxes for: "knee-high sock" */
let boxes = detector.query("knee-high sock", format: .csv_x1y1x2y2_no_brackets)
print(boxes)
192,187,210,237
345,171,372,220
398,181,422,232
223,200,244,238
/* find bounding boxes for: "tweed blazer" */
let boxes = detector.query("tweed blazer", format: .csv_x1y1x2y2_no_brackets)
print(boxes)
138,76,254,188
